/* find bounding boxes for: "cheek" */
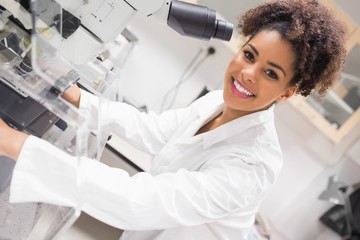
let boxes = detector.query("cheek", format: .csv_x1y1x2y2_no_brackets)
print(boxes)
258,82,286,100
227,57,244,73
231,54,244,66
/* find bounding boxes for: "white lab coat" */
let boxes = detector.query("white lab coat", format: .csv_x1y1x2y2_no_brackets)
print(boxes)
10,90,283,240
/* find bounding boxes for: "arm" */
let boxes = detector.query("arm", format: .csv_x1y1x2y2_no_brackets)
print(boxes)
9,135,266,231
0,119,28,161
63,85,193,155
0,83,81,161
61,84,192,154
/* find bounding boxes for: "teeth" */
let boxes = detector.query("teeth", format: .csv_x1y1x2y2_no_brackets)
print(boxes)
234,80,254,96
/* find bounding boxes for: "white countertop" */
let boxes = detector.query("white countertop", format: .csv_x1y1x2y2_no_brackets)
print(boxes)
106,134,153,172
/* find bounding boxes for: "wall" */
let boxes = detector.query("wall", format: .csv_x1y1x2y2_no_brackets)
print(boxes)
112,11,360,240
263,103,360,240
117,13,234,113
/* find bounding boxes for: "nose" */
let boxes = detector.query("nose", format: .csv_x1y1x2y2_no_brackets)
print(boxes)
241,64,257,84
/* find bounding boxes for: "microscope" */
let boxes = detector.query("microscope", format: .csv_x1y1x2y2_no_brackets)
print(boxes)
0,0,233,137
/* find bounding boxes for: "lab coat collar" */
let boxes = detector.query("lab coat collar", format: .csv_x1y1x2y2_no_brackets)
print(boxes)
199,103,275,149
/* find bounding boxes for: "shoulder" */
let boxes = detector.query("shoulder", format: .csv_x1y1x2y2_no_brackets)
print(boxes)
187,90,223,115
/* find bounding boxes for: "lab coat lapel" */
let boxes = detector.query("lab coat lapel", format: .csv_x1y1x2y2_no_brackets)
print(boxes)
176,102,223,145
173,91,274,149
201,105,275,149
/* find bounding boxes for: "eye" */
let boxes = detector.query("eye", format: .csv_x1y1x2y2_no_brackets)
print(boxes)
265,70,279,80
243,50,255,62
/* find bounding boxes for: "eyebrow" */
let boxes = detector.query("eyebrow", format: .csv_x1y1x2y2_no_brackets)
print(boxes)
248,43,287,77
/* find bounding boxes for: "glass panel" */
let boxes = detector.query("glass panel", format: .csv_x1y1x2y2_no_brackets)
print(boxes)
0,2,80,239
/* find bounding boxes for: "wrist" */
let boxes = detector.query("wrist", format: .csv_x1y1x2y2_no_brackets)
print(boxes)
4,130,29,161
61,84,81,108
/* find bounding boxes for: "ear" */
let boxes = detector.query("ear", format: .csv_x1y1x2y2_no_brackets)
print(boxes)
276,86,297,103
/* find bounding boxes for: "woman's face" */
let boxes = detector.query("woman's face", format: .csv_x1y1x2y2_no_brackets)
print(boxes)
223,30,297,118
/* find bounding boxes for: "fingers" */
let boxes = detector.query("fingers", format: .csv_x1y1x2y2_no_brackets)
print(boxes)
61,84,81,107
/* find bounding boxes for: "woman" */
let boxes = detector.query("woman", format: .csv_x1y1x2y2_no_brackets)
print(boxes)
0,0,347,239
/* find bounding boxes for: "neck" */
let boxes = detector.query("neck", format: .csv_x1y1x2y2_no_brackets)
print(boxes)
196,107,242,135
220,106,250,123
196,103,273,135
221,102,275,123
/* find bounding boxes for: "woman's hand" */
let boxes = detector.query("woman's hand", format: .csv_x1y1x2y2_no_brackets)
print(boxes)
61,84,81,108
0,119,29,161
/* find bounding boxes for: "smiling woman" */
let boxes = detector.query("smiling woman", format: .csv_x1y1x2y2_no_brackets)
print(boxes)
239,0,348,97
222,30,297,119
0,1,349,240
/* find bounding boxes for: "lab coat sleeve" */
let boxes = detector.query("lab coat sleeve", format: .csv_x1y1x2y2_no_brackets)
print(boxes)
10,136,268,231
79,90,193,154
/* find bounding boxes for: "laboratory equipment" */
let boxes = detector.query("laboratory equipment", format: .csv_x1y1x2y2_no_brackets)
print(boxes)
25,0,233,65
319,176,360,239
0,0,233,239
319,175,353,238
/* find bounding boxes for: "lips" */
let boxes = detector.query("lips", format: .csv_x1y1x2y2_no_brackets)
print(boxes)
231,78,255,98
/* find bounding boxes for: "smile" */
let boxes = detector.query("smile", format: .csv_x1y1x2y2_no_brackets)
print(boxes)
231,79,255,98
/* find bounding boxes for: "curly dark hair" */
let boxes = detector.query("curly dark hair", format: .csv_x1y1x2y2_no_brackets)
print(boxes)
238,0,348,97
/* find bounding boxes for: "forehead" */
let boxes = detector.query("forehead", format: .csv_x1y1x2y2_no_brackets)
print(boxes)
247,30,295,73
